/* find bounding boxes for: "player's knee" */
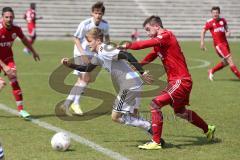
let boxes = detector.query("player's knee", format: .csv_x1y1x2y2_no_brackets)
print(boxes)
174,107,186,117
111,112,122,123
150,99,162,110
6,69,17,80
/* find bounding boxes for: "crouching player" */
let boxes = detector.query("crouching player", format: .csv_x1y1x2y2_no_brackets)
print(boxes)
61,28,155,135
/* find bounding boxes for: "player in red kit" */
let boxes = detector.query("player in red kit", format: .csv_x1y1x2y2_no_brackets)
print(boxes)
120,15,215,150
0,7,40,119
23,3,42,54
201,6,240,81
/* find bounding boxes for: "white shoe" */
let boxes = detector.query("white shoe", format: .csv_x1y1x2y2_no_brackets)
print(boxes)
23,48,31,55
208,70,214,81
70,104,83,115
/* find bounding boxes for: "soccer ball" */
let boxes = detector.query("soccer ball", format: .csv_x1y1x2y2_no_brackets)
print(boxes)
51,132,71,151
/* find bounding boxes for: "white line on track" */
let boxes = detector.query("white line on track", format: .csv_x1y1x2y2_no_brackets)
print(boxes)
0,104,130,160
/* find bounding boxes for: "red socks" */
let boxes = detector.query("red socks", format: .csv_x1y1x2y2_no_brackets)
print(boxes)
212,61,225,74
151,108,163,144
175,109,208,133
230,65,240,79
10,80,23,111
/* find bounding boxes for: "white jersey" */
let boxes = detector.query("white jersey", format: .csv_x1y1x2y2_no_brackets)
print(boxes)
91,43,143,90
73,17,109,56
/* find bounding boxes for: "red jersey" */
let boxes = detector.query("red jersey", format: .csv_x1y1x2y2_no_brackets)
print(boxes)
0,22,24,62
24,9,36,27
203,18,228,46
126,30,191,82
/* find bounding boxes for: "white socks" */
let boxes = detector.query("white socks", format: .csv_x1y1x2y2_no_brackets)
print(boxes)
121,114,151,131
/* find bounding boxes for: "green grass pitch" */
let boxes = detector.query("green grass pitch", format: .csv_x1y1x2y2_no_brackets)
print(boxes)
0,40,240,160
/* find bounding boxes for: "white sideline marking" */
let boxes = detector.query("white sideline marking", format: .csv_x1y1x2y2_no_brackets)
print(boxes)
188,58,210,69
0,104,130,160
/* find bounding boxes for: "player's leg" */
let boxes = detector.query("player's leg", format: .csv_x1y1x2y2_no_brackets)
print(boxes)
174,106,215,141
111,88,151,131
138,92,171,150
208,59,228,81
5,62,30,119
216,43,240,79
226,55,240,79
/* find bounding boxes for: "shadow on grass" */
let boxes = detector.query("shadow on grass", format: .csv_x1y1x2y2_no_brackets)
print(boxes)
105,136,221,150
214,78,240,82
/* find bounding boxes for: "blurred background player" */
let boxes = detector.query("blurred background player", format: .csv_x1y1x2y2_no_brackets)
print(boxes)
121,15,215,150
0,7,40,119
62,28,153,136
23,3,43,54
131,28,140,41
201,6,240,81
64,1,110,115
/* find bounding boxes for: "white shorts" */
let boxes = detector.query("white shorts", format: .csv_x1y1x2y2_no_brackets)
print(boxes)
73,41,95,76
113,86,142,114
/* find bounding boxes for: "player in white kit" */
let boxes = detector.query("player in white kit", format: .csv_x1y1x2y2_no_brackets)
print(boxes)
64,1,110,115
61,28,154,135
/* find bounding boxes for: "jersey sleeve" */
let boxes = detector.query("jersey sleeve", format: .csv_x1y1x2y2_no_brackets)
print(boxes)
140,49,158,66
74,22,85,39
203,21,211,31
104,23,109,35
16,27,24,39
126,32,170,50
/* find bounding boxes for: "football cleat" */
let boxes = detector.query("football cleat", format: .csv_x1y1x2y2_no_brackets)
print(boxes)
138,140,162,150
23,48,31,55
59,104,73,116
205,125,216,141
70,104,83,115
19,110,31,120
208,69,214,81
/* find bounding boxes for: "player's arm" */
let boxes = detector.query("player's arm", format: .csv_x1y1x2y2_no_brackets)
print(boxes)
21,36,40,61
124,38,161,50
117,51,153,84
61,58,97,72
118,51,144,74
224,19,231,37
140,49,158,66
200,28,207,51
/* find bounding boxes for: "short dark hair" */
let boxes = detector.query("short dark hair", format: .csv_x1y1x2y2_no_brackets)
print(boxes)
2,7,14,16
92,1,105,14
211,6,220,13
30,3,36,9
143,15,163,28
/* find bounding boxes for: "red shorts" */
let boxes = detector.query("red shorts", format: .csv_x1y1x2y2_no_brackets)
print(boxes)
28,24,36,37
152,78,192,110
215,42,231,59
0,61,16,74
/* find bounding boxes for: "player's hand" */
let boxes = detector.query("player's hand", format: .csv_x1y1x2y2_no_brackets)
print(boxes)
117,43,128,51
141,70,154,84
200,42,207,51
33,53,40,61
61,58,70,66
